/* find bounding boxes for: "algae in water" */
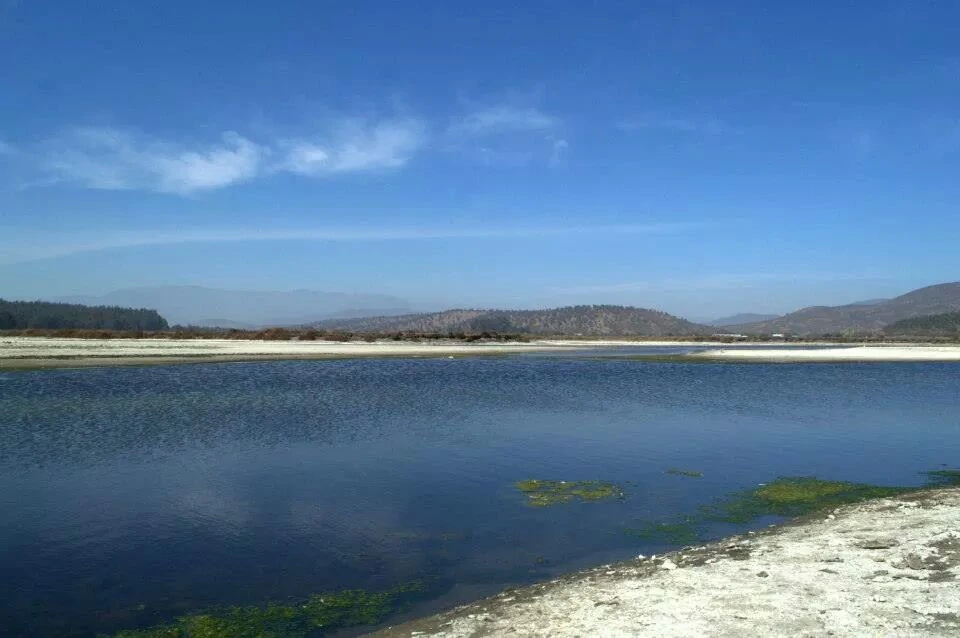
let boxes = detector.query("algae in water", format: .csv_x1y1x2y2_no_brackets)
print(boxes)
702,477,907,524
515,480,626,507
923,469,960,487
625,518,702,545
109,581,426,638
665,468,703,478
625,472,960,548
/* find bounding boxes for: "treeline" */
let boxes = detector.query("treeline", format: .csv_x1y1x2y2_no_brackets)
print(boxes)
1,326,533,342
5,326,952,343
0,299,169,331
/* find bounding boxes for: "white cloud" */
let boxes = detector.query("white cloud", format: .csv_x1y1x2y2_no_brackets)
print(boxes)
155,132,265,192
41,128,267,194
448,105,560,138
617,114,727,135
36,118,428,194
446,104,565,167
280,118,426,175
0,221,711,263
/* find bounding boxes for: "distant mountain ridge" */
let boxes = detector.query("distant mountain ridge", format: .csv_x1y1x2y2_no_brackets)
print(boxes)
315,305,709,336
848,298,890,307
59,286,413,327
706,313,779,327
731,282,960,335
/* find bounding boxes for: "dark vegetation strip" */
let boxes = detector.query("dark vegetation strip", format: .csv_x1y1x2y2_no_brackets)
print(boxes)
0,299,168,331
7,327,959,343
885,312,960,338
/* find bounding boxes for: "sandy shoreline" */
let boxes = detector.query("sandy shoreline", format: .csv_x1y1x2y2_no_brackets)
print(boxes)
3,337,960,369
0,337,571,369
375,488,960,637
692,345,960,362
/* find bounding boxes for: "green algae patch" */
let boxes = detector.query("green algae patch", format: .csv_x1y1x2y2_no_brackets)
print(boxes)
924,469,960,487
666,468,703,478
109,581,426,638
625,518,702,545
702,477,907,524
625,474,953,550
516,480,625,507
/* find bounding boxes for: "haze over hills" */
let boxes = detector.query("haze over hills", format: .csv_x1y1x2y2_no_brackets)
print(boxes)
731,282,960,335
18,281,957,337
59,286,413,328
315,305,709,336
848,298,891,307
706,313,779,327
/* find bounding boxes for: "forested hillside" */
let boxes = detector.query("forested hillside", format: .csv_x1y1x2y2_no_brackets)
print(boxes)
884,312,960,337
315,305,708,336
731,282,960,335
0,299,169,330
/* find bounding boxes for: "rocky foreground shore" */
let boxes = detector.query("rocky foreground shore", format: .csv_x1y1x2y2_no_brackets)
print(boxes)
375,488,960,637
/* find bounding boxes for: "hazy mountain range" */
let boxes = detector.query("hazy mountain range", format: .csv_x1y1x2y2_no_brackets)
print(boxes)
729,283,960,335
315,305,707,336
58,286,413,327
315,283,960,336
705,313,779,327
20,281,959,336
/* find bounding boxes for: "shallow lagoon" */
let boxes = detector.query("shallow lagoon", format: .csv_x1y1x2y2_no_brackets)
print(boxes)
1,352,958,636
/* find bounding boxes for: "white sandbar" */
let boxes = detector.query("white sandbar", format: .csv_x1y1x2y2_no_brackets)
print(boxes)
691,345,960,362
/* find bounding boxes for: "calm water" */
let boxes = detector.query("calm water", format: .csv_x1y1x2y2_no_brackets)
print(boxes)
1,354,958,636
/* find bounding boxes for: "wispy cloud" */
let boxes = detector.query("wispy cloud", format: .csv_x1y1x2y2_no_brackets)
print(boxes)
548,137,569,167
24,103,561,192
33,118,428,194
447,105,560,138
0,221,709,263
40,128,266,194
280,118,426,175
446,104,566,167
617,114,727,135
552,273,888,295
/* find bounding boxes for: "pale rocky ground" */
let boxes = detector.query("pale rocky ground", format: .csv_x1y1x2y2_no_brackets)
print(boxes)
0,336,555,358
0,336,571,369
375,488,960,637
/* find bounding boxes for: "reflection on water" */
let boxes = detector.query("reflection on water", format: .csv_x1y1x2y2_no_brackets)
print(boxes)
1,354,958,636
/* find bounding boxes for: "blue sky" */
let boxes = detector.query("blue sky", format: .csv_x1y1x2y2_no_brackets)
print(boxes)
1,0,958,318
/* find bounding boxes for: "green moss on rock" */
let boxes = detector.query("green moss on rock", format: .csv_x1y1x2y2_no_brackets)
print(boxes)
515,480,625,507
